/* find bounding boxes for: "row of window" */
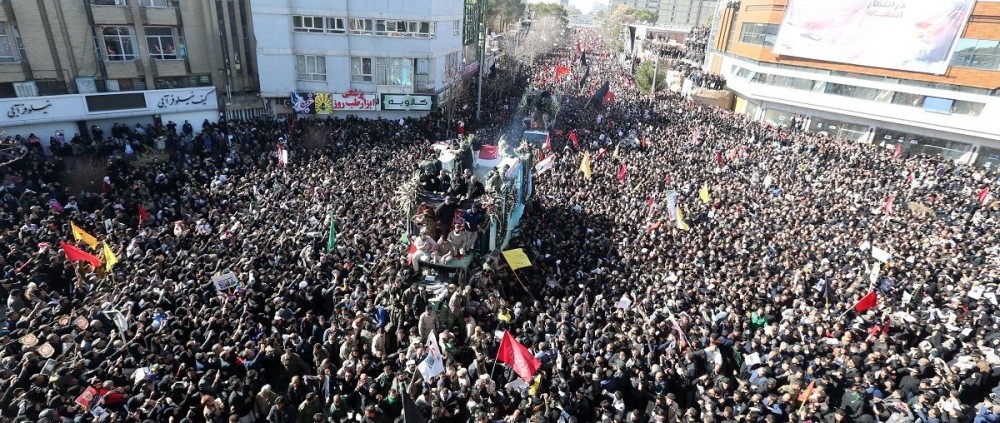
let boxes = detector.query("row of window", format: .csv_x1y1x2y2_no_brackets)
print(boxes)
91,0,172,7
952,38,1000,71
102,26,183,61
296,54,459,87
738,23,778,47
732,65,987,116
293,15,452,38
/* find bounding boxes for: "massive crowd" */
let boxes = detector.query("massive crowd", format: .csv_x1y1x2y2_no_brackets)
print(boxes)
0,27,997,423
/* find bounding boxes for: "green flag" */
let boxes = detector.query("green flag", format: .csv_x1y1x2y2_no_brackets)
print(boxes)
326,211,337,253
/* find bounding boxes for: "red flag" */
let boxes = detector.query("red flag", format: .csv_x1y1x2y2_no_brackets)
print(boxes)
892,143,902,159
603,89,615,104
617,162,627,183
478,145,499,160
977,186,991,205
798,380,815,402
569,130,579,149
647,195,656,215
60,241,101,270
555,66,570,79
882,194,895,216
497,331,541,382
714,151,723,166
544,133,552,152
137,204,149,223
854,291,878,314
594,148,608,161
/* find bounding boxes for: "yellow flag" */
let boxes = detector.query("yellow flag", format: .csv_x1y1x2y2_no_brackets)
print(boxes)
529,374,543,396
676,207,690,231
699,184,710,204
71,222,98,249
501,248,532,270
579,152,592,180
102,241,118,272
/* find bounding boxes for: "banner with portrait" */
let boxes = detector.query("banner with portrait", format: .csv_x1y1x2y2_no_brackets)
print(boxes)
772,0,976,74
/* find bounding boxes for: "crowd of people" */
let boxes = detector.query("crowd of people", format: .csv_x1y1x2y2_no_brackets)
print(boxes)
0,26,997,423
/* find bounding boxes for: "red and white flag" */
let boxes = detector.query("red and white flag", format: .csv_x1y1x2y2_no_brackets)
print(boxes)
892,143,902,159
497,331,541,382
277,145,288,167
617,162,628,183
882,194,895,216
977,186,992,205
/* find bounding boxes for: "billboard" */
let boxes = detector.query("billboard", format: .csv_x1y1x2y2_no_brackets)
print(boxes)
773,0,976,74
290,90,380,114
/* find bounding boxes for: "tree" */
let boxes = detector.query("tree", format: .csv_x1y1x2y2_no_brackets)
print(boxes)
487,0,526,33
597,5,659,52
634,59,666,94
530,3,569,24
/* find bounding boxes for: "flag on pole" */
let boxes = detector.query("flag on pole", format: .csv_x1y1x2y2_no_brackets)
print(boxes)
612,142,620,159
579,66,590,89
579,152,592,179
417,331,445,380
883,194,895,216
647,195,656,216
617,162,628,183
676,207,690,231
853,291,878,314
497,331,542,382
580,51,588,67
501,248,532,270
603,89,616,104
137,204,148,225
326,210,337,253
534,155,556,175
401,393,425,423
977,186,992,205
60,241,101,270
569,130,579,149
555,66,570,80
892,143,902,159
590,82,610,108
71,222,98,249
102,241,118,272
699,184,711,204
690,129,699,145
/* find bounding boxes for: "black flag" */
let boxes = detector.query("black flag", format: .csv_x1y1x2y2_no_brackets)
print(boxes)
400,393,425,423
579,66,590,89
581,51,588,67
589,81,610,109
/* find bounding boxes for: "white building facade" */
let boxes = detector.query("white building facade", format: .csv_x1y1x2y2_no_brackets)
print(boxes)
251,0,466,118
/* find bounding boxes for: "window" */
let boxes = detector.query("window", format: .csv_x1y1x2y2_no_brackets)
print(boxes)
140,0,169,6
145,27,176,59
103,27,137,61
375,57,413,86
327,18,345,34
351,57,373,82
293,16,328,33
91,0,127,5
738,23,779,47
415,58,430,89
453,20,460,36
0,26,17,63
951,38,1000,71
890,92,925,107
350,18,373,34
296,55,326,81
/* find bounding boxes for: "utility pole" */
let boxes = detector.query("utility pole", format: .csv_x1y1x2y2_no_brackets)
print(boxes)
476,0,487,120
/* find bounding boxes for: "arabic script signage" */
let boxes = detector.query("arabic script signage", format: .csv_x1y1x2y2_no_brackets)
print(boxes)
154,90,213,109
380,94,434,111
6,100,54,119
290,90,380,114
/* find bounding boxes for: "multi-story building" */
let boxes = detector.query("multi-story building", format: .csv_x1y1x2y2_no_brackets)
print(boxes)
705,0,1000,168
657,0,717,28
611,0,662,15
0,0,259,142
252,0,467,117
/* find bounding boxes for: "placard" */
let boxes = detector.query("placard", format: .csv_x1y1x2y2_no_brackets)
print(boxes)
381,94,434,111
212,272,239,291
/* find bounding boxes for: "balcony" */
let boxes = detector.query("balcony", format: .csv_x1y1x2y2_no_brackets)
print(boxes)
143,7,178,26
90,4,132,26
150,59,186,77
104,60,142,79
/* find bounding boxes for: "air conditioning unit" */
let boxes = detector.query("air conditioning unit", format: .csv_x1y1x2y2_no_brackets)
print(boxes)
13,81,37,97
